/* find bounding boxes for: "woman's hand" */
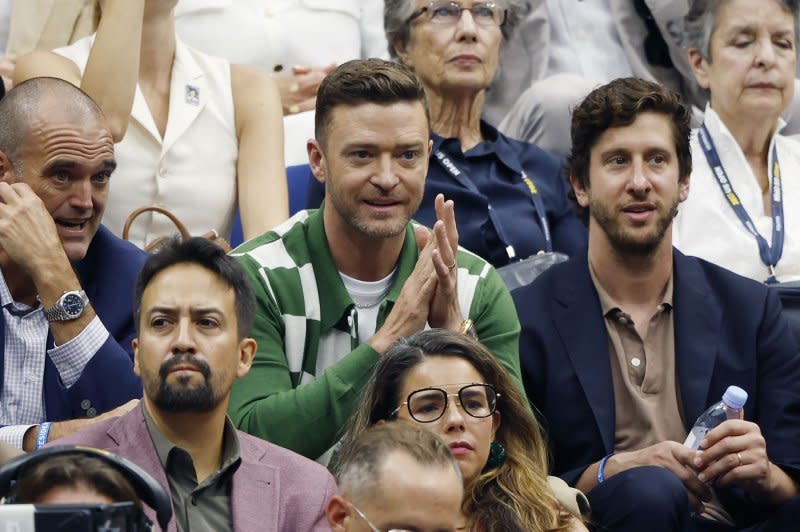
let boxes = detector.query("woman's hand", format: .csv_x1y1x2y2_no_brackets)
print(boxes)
273,63,336,116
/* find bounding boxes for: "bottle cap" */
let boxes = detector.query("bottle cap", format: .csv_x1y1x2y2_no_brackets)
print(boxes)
722,385,748,410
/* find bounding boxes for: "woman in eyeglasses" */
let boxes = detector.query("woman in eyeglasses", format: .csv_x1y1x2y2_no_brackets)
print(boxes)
338,329,588,531
389,0,588,269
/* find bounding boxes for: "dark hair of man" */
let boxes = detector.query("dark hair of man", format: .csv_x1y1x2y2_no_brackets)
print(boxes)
133,237,256,339
567,77,692,224
0,77,106,176
335,423,462,504
12,453,142,507
314,58,430,151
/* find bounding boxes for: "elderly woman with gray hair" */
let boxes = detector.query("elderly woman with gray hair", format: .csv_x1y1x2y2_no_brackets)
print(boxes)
673,0,800,284
383,0,586,269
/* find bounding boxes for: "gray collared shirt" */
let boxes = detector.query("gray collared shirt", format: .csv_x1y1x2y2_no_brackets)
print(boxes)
143,407,242,532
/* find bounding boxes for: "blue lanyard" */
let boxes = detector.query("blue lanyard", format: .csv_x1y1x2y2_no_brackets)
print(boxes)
698,125,784,284
433,149,553,260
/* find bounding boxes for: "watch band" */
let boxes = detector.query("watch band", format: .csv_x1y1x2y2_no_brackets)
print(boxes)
43,290,89,322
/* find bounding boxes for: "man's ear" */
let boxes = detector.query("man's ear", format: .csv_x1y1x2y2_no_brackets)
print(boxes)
688,48,711,90
308,139,327,185
678,173,691,203
0,150,16,183
570,174,590,208
326,495,350,532
132,338,141,377
236,337,257,379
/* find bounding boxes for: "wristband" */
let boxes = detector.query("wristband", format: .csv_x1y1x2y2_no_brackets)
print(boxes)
35,422,52,450
597,451,615,484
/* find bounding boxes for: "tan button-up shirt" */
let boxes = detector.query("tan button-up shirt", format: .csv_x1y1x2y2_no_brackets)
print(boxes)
589,265,687,450
589,265,733,524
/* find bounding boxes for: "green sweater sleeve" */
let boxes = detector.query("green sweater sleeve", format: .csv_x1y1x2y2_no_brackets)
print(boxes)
228,260,380,460
469,265,524,395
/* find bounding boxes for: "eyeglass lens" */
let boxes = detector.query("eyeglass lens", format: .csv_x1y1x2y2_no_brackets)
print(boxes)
408,384,496,422
427,1,503,26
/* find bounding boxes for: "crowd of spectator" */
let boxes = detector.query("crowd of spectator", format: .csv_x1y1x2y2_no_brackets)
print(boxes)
0,1,798,531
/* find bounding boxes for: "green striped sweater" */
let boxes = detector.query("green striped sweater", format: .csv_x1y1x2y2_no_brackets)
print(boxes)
229,207,521,460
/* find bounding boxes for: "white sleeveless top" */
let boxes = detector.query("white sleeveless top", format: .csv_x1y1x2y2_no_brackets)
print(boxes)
55,36,239,249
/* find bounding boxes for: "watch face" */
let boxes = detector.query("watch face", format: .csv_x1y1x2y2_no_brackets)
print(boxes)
62,293,85,317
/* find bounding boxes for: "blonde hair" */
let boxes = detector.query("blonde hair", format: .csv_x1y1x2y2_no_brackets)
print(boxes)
338,329,574,531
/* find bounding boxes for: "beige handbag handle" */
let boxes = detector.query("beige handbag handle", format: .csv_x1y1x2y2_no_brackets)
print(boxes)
122,205,230,253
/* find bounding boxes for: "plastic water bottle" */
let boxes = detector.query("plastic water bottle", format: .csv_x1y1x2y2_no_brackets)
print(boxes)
683,386,748,450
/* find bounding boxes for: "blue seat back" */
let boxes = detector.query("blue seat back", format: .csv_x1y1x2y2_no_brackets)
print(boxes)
229,164,313,247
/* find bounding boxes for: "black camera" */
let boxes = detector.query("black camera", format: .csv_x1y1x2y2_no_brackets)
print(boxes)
0,501,152,531
0,446,172,531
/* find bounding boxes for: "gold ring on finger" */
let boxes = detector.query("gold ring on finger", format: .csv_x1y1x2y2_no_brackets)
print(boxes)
736,452,743,466
447,261,457,271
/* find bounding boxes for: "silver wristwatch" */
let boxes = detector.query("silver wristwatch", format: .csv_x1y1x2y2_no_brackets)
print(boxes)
43,290,89,322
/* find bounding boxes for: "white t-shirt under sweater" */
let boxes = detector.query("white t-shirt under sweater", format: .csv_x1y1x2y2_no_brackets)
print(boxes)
674,106,800,283
55,35,239,249
339,269,396,343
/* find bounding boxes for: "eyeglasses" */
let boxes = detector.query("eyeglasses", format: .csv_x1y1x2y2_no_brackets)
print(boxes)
407,1,507,28
350,501,413,532
391,383,500,423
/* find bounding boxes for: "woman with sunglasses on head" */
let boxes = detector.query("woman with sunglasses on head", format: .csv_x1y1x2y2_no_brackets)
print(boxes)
338,329,588,532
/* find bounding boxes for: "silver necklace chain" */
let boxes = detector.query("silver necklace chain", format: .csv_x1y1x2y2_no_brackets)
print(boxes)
352,285,392,309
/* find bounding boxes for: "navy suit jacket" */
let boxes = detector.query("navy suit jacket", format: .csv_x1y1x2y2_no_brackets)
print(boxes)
0,225,145,423
515,249,800,512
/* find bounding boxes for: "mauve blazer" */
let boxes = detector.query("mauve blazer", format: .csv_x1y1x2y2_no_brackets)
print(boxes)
56,403,338,532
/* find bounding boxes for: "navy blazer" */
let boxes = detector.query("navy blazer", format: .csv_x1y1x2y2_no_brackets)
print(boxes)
515,249,800,507
0,225,145,423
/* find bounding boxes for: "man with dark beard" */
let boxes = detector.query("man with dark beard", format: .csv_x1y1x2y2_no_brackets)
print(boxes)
55,237,337,532
513,78,800,532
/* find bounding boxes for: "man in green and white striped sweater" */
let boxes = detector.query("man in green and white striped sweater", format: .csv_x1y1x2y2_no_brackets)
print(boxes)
229,59,522,461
